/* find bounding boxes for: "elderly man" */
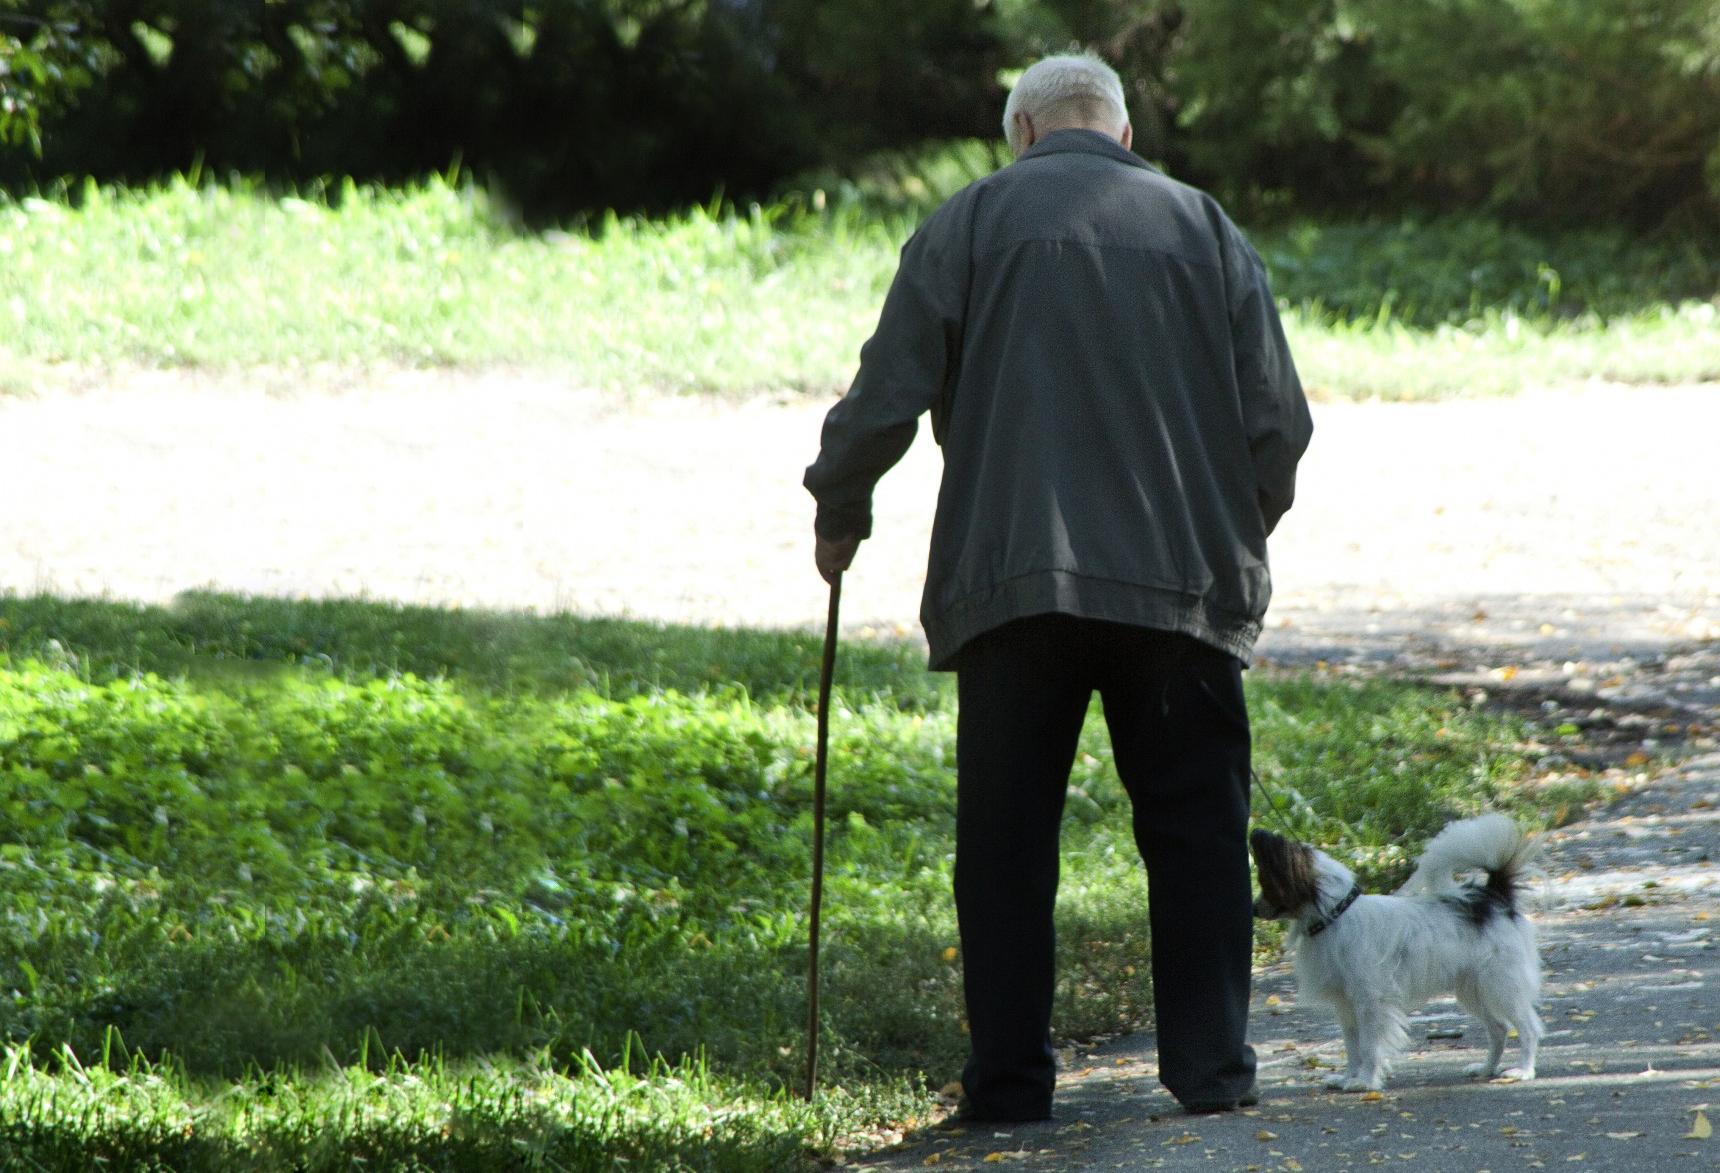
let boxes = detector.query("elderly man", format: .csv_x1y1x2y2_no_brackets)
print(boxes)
804,53,1311,1119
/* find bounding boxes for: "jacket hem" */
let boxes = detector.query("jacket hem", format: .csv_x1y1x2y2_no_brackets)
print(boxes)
922,571,1262,671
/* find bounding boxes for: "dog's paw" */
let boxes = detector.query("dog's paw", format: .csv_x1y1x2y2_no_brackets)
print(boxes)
1327,1076,1383,1093
1496,1066,1535,1082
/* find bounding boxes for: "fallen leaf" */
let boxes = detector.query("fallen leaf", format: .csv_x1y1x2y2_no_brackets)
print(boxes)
983,1153,1005,1164
1256,1130,1279,1141
1361,1091,1385,1102
1285,1159,1303,1171
923,1155,942,1167
1169,1133,1200,1145
1604,1131,1644,1140
1686,1110,1712,1140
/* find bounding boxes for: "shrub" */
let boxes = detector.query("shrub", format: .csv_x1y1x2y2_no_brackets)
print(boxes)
0,0,1005,220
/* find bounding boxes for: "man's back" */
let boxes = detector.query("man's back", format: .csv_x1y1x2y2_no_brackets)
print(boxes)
914,128,1305,668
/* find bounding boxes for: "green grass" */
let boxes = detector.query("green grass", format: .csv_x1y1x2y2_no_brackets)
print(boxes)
0,176,897,394
1283,300,1720,399
0,1041,853,1171
0,591,1596,1167
0,168,1713,399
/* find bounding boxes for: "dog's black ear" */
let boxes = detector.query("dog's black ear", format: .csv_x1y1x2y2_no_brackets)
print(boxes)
1250,828,1319,918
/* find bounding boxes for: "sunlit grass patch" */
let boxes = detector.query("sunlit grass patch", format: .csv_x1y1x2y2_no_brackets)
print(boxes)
1285,301,1720,399
0,1041,879,1171
1,175,1712,398
0,177,899,391
0,592,1600,1164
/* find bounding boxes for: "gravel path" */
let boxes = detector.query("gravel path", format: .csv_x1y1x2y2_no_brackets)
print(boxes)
4,370,1715,664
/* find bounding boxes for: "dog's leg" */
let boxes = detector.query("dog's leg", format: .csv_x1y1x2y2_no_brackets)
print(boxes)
1497,927,1545,1081
1334,1001,1394,1092
1464,1017,1508,1079
1498,1005,1542,1081
1465,961,1542,1081
1324,1002,1364,1090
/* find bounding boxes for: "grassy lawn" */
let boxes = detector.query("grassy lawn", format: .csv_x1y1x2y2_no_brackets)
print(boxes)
0,592,1599,1168
1,168,1714,399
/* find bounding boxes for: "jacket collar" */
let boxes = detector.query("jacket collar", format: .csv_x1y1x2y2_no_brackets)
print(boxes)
1017,128,1159,174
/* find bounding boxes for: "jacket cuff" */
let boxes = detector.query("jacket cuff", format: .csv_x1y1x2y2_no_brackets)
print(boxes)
814,503,872,542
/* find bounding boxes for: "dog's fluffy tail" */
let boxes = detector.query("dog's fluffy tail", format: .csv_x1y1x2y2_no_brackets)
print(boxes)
1396,813,1538,898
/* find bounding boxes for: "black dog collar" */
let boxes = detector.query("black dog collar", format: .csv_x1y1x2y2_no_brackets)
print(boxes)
1306,883,1363,938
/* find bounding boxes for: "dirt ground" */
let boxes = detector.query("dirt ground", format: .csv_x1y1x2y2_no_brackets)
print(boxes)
3,371,1716,661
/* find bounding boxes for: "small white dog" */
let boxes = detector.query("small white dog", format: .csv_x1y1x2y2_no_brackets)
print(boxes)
1250,814,1543,1091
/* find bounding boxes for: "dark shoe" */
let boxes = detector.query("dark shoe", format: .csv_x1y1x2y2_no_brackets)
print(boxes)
938,1096,1054,1128
1181,1082,1259,1115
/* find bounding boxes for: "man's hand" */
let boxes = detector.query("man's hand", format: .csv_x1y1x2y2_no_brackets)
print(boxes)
815,531,860,585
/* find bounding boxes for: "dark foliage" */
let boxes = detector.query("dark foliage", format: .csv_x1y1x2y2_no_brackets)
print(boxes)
0,0,1006,220
1015,0,1720,227
3,0,1716,224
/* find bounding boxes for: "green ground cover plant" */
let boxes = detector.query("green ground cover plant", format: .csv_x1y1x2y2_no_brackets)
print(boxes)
1,173,1714,399
0,592,1595,1168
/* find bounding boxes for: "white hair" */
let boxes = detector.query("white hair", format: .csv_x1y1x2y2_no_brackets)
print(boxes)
1003,53,1128,156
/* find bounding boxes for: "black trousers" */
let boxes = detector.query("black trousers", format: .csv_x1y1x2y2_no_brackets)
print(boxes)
954,614,1257,1116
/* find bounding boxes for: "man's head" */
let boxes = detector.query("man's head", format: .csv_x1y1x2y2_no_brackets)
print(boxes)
1003,52,1132,158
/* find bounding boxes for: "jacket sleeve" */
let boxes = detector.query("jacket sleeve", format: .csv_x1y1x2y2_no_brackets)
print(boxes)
1222,220,1313,537
803,197,971,540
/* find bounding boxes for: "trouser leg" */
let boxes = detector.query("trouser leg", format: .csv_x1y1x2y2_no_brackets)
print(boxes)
954,616,1091,1119
1099,632,1257,1107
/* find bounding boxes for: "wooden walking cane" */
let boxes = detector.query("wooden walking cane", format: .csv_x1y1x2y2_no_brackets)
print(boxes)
804,571,841,1101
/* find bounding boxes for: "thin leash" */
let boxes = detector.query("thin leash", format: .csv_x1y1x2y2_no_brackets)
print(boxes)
1250,766,1310,839
803,571,841,1101
1251,764,1368,859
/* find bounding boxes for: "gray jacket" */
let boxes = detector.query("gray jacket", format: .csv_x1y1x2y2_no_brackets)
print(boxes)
804,129,1312,669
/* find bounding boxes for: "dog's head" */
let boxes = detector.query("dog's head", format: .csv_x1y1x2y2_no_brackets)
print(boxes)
1249,827,1324,921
